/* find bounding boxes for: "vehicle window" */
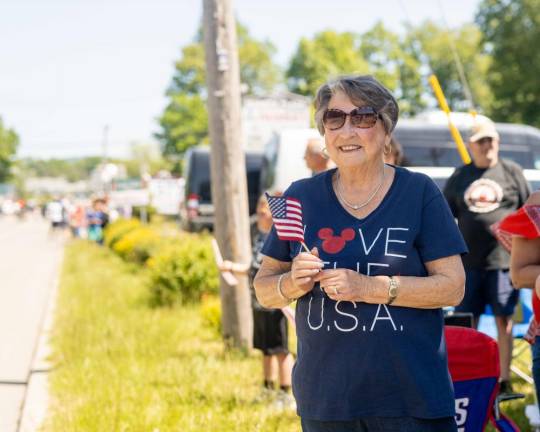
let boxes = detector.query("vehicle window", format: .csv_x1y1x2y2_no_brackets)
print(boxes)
395,126,535,169
185,149,263,213
188,152,212,202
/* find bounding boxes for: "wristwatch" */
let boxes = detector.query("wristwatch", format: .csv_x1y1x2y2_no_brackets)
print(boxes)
387,276,398,305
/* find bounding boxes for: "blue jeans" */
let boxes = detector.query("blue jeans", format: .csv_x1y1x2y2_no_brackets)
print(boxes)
301,416,457,432
532,336,540,408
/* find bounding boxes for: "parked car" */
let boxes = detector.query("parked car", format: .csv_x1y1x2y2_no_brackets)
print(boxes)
180,146,264,232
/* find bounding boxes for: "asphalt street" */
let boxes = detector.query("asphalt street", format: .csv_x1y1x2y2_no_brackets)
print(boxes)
0,215,64,432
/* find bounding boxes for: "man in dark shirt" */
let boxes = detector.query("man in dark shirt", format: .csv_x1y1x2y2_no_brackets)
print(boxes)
444,117,530,395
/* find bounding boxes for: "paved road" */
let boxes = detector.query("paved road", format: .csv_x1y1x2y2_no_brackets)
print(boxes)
0,215,64,432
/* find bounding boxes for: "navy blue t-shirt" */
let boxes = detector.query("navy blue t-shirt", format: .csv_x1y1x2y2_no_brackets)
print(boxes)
262,167,468,421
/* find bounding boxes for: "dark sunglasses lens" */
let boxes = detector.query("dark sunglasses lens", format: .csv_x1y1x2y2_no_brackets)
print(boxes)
477,137,493,145
324,110,346,130
350,112,378,128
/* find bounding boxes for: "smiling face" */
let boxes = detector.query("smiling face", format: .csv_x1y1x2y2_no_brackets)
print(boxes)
323,91,390,169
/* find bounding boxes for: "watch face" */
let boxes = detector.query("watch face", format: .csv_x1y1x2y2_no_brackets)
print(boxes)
389,286,398,297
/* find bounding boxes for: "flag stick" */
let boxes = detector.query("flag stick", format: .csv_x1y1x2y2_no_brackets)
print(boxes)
300,241,311,253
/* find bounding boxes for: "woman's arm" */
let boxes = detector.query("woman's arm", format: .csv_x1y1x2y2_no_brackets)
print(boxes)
315,254,465,309
510,237,540,289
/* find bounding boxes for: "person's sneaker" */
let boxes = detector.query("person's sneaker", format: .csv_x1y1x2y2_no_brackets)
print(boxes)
499,380,525,399
272,390,297,411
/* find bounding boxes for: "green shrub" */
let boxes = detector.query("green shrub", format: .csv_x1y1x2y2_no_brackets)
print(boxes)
200,294,222,335
146,233,219,306
103,218,141,248
112,226,162,264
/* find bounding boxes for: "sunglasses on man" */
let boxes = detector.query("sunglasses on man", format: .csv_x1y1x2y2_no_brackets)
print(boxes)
323,106,381,131
473,137,495,145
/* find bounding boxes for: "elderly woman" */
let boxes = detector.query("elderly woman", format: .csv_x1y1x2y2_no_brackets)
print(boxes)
254,75,467,432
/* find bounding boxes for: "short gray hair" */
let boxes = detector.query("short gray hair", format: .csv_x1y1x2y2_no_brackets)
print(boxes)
314,75,399,135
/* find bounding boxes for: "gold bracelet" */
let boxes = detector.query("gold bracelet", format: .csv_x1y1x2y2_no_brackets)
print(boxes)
277,273,294,302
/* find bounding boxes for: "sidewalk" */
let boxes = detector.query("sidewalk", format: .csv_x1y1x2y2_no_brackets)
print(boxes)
0,215,65,432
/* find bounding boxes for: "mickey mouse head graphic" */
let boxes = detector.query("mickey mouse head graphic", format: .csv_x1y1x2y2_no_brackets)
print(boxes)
318,228,356,254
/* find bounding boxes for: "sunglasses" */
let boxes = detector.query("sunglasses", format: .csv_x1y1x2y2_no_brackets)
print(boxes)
323,106,381,130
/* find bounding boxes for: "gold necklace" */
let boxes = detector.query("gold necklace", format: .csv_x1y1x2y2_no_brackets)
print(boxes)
335,167,385,211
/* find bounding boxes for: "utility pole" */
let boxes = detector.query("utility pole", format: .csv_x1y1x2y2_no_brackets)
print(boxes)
202,0,253,350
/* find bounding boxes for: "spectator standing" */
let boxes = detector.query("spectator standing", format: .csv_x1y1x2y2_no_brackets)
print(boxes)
444,117,531,395
45,197,66,231
87,198,109,244
256,75,466,431
492,191,540,406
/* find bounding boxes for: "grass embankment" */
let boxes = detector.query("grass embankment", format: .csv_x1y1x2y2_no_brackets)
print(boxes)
44,241,299,431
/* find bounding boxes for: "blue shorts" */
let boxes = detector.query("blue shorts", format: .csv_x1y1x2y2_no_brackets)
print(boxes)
456,269,519,318
301,416,457,432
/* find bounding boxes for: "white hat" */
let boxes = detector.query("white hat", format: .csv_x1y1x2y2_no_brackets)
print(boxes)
469,118,500,142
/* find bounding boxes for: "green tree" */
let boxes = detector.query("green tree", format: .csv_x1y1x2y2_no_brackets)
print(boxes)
286,30,370,97
476,0,540,126
124,141,171,178
18,156,102,182
405,21,493,113
156,23,281,160
0,117,19,182
359,22,425,116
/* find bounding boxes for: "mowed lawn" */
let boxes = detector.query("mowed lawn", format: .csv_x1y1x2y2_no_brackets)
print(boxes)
43,241,300,431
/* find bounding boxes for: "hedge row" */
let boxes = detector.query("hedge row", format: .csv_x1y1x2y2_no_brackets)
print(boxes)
103,219,219,306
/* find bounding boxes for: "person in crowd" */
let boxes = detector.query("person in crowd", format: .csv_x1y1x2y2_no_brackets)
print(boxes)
255,75,467,432
45,197,66,231
304,137,333,175
250,195,295,410
384,135,405,166
69,203,87,238
87,198,109,244
443,117,530,396
493,191,540,406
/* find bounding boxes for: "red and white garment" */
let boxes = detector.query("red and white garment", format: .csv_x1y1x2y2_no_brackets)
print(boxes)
491,204,540,344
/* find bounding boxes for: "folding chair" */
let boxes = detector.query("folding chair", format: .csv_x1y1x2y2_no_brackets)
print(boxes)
445,326,522,431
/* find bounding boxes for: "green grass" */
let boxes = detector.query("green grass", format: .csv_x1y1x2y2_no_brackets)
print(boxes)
44,241,300,431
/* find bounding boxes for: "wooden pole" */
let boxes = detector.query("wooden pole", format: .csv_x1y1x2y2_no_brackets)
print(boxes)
202,0,253,350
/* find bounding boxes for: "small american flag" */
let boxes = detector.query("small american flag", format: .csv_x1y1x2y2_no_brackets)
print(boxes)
265,193,305,242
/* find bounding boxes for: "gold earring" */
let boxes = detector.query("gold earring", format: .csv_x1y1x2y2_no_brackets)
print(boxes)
322,147,329,159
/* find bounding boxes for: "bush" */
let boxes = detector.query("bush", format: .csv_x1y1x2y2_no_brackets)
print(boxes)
200,294,222,335
112,226,162,265
103,218,141,248
146,233,219,306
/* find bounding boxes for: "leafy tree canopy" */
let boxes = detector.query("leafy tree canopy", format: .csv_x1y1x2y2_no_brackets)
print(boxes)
476,0,540,126
156,22,281,160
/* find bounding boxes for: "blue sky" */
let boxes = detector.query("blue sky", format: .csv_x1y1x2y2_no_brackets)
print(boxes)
0,0,481,159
